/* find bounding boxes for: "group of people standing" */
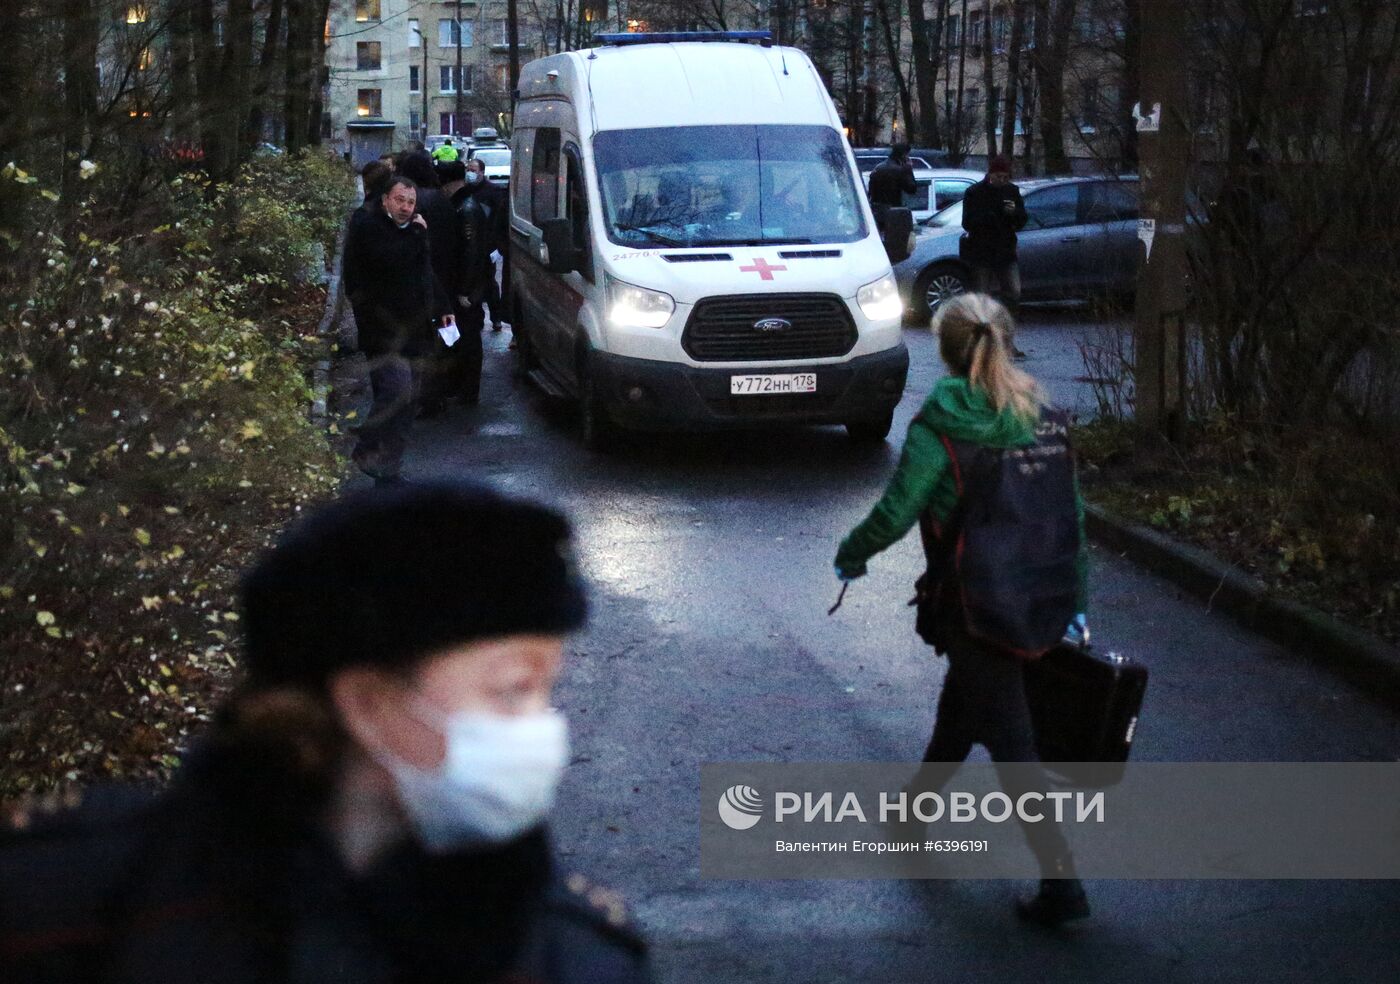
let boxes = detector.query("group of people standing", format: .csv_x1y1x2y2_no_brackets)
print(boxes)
342,148,509,485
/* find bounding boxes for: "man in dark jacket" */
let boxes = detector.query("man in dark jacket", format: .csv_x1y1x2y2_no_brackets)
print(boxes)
449,160,508,395
342,176,455,484
867,143,918,209
960,157,1028,355
0,481,652,983
397,153,466,414
436,160,485,403
466,157,511,332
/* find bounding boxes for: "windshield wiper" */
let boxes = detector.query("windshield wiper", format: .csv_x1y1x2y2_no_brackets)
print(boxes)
613,223,688,247
691,237,815,247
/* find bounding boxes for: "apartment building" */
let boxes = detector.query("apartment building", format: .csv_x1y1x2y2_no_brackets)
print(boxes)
325,0,543,163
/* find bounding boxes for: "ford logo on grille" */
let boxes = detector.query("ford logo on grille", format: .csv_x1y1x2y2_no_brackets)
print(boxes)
753,317,793,334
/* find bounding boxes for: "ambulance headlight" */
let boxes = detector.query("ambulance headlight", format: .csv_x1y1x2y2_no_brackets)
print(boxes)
606,276,675,329
857,273,903,321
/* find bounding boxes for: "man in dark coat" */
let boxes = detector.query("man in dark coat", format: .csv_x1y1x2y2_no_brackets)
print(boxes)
867,142,918,209
465,157,510,333
436,160,485,403
342,176,455,484
960,155,1029,356
0,481,652,983
449,160,508,387
397,153,466,414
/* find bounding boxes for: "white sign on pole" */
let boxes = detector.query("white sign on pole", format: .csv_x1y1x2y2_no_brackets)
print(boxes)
1133,102,1162,132
1138,218,1157,261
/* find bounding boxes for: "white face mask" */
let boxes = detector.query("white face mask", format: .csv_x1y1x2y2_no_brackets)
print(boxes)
370,704,569,852
466,171,483,185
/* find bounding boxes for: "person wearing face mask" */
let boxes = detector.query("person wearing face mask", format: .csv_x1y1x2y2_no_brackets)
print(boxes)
0,481,651,983
345,175,456,484
453,158,509,339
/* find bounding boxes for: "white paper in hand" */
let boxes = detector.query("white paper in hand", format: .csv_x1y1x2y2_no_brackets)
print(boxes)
438,323,461,347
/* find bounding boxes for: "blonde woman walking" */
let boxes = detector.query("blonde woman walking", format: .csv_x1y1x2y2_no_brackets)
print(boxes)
834,293,1091,927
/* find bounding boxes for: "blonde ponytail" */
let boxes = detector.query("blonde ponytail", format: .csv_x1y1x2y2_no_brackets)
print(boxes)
933,293,1044,421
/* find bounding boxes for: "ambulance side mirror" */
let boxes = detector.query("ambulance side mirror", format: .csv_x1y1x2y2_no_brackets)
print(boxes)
882,207,914,264
541,218,577,274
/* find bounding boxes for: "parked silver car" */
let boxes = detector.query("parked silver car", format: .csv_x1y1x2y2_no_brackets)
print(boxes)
894,175,1142,320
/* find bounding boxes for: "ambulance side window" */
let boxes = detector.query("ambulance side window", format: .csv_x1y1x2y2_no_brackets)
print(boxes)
565,145,594,282
531,127,561,227
511,129,533,221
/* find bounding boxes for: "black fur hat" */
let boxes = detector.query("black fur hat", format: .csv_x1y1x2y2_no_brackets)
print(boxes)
241,481,586,688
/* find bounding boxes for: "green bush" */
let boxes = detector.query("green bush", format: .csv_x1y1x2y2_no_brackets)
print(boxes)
0,150,355,796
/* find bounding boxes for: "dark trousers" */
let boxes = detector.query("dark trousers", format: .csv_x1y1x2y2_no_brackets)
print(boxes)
970,261,1021,320
483,259,504,326
422,301,483,405
908,636,1071,872
352,353,419,479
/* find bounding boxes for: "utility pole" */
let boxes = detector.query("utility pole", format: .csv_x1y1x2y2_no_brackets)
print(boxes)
1132,0,1190,444
508,0,521,91
455,0,465,136
420,22,429,142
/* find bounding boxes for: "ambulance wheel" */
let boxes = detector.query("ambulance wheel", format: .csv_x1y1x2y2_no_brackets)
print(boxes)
846,412,893,444
578,357,618,452
511,294,538,375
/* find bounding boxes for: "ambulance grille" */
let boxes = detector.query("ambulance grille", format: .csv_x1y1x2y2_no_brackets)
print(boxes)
683,293,857,362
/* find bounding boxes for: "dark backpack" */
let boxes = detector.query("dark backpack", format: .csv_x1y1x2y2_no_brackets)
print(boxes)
913,408,1080,658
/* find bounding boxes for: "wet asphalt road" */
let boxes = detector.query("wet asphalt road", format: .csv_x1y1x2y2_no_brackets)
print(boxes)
344,310,1400,983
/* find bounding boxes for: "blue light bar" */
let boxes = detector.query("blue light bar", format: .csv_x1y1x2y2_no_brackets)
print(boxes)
596,31,774,47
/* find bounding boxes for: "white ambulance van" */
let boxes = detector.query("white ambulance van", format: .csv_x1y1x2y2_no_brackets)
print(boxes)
508,31,910,447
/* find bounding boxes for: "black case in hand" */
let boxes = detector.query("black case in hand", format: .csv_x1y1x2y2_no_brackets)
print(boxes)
1024,642,1148,787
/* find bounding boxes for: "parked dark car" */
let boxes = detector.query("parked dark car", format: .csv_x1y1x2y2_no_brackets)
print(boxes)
893,175,1142,320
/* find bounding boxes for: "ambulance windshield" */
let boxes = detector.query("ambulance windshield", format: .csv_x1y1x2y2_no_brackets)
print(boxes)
594,125,868,248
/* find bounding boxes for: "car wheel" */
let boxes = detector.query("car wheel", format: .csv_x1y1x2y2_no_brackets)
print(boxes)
845,411,894,445
511,293,539,375
915,264,968,320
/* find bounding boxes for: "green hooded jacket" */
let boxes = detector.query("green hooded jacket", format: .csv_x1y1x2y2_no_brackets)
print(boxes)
834,376,1088,612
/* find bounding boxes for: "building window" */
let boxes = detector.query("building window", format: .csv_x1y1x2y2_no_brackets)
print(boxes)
356,42,381,71
439,19,473,47
440,112,473,135
356,88,381,117
137,46,154,71
496,64,509,89
968,10,984,47
409,65,420,92
408,18,420,46
410,110,421,135
213,17,224,46
992,6,1008,52
495,19,509,46
355,0,381,23
1080,79,1101,129
125,4,149,25
946,14,960,47
440,66,472,93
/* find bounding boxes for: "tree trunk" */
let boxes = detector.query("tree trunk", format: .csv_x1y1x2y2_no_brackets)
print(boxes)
60,0,100,206
1000,0,1028,158
947,0,968,161
875,0,912,142
1117,0,1141,173
982,10,997,153
1033,0,1077,175
909,0,949,147
248,0,285,146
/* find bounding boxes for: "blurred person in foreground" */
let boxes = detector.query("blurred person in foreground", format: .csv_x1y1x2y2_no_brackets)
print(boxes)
834,293,1090,928
0,482,650,983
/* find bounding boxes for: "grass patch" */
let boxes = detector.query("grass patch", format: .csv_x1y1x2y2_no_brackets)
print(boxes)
1075,416,1400,647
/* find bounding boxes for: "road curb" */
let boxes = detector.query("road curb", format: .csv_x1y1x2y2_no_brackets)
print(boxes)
1085,503,1400,706
310,216,349,425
